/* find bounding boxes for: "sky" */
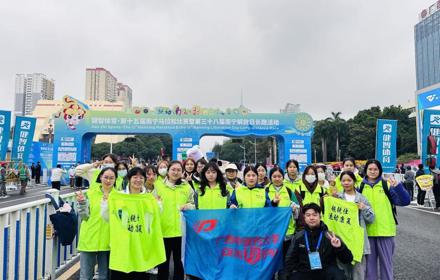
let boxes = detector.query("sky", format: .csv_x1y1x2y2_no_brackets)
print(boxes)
0,0,434,151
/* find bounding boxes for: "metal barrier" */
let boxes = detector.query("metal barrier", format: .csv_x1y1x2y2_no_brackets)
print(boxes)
0,189,80,280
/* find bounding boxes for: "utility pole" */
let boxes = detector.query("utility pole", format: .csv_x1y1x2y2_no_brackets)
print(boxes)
254,137,257,164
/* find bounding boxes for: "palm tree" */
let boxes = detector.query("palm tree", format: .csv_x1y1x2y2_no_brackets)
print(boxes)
326,112,343,161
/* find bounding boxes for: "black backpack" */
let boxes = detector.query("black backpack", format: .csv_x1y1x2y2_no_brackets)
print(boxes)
359,180,398,225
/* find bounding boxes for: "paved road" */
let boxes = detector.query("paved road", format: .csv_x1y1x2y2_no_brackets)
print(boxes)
394,206,440,280
0,183,76,209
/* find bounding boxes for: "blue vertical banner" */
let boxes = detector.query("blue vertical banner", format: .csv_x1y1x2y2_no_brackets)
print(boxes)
11,116,36,162
0,110,11,160
375,119,398,173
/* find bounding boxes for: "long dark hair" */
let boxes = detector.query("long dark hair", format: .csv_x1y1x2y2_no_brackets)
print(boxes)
302,165,318,191
199,162,228,197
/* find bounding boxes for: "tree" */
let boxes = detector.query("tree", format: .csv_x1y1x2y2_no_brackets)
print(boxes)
326,112,344,161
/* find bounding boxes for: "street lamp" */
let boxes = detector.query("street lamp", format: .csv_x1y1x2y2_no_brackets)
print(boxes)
239,145,246,165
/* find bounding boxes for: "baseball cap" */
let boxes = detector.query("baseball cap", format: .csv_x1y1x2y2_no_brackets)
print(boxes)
225,163,238,171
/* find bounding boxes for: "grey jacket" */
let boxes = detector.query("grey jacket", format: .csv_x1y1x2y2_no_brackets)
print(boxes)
337,191,375,255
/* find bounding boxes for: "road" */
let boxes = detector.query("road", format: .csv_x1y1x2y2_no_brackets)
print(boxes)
0,183,76,209
394,206,440,280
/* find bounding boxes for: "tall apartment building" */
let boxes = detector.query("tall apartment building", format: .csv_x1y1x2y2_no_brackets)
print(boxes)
116,83,133,108
14,73,55,117
85,68,118,102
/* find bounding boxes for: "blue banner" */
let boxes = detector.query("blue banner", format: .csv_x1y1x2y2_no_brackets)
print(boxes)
11,116,36,162
375,119,398,173
0,110,11,160
183,208,291,280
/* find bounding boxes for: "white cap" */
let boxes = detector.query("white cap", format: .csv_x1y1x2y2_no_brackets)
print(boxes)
225,163,238,171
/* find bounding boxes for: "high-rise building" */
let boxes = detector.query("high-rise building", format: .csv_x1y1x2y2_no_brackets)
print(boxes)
85,68,118,102
116,83,132,108
14,73,55,117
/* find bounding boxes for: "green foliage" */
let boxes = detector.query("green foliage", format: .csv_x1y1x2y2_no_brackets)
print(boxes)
212,137,272,164
397,153,419,164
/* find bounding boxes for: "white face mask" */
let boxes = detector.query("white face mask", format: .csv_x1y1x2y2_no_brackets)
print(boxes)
102,163,115,169
118,170,127,177
305,175,316,184
158,168,168,177
317,173,326,181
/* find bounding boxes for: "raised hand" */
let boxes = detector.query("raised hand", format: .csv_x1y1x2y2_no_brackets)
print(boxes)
388,176,398,187
76,190,85,203
230,204,238,209
273,193,281,204
357,202,366,210
328,232,341,248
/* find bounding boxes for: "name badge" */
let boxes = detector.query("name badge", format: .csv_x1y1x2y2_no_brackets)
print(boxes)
308,252,322,270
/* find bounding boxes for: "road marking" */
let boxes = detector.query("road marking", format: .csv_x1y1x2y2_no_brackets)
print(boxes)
406,206,440,216
57,261,80,280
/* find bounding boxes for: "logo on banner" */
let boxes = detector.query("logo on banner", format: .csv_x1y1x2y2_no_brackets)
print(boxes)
194,219,218,234
427,94,438,102
383,124,392,133
430,115,440,125
20,121,31,130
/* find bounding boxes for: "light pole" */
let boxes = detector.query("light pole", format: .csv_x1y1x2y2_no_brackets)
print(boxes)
239,144,246,165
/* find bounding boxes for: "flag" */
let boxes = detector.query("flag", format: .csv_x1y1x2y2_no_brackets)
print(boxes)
183,207,291,280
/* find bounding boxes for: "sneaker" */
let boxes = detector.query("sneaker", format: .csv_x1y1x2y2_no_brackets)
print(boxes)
146,267,158,275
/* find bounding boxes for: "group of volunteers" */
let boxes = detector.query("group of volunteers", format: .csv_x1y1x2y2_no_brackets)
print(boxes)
74,153,410,280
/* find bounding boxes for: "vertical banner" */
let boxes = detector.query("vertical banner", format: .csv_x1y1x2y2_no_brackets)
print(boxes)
375,119,398,173
0,110,11,160
11,116,36,162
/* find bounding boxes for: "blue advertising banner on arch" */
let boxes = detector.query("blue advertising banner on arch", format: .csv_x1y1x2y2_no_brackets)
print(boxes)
0,110,11,160
52,96,315,170
375,119,398,173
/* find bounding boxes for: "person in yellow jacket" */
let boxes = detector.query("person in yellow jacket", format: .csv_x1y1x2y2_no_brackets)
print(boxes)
284,159,302,193
156,161,194,280
330,158,363,193
360,159,410,280
266,166,300,280
155,160,169,185
75,153,124,191
76,167,117,280
229,166,273,208
294,165,325,208
195,162,232,209
107,166,165,279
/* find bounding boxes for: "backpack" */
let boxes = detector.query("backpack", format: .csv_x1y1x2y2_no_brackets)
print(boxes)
359,180,398,225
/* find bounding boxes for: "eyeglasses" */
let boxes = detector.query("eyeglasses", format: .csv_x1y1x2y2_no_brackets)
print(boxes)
102,176,115,181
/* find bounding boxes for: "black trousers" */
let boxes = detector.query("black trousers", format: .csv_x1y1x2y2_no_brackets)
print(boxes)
433,183,440,208
35,175,40,184
288,264,346,280
158,237,184,280
110,270,148,280
417,186,426,205
52,181,61,190
404,181,414,201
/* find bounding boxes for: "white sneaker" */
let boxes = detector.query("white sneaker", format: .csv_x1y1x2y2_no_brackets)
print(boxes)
146,267,158,275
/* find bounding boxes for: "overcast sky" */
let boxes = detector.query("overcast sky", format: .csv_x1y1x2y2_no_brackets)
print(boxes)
0,0,433,122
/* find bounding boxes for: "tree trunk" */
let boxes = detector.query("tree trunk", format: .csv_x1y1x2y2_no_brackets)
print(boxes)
322,137,327,162
336,131,340,161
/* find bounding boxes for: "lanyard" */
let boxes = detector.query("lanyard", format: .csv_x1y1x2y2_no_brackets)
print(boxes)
304,230,324,253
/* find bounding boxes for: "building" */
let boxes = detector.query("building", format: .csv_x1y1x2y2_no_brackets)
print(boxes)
116,83,132,108
14,73,55,118
85,68,118,102
280,103,301,113
415,1,440,154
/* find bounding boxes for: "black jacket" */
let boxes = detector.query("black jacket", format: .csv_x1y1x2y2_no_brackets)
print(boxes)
284,222,353,273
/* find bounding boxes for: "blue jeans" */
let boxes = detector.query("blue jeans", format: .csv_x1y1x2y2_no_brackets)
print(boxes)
80,251,109,280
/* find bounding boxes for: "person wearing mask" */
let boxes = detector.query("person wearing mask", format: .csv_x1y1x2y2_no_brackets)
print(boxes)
331,158,363,193
183,158,197,189
337,171,375,280
284,160,302,193
229,166,273,208
315,165,330,194
295,165,325,207
403,165,415,202
284,203,353,280
116,162,129,191
266,167,300,280
51,164,66,190
224,163,243,189
75,153,122,190
156,161,194,280
18,162,30,195
76,167,117,280
191,158,208,190
256,163,270,186
35,161,42,185
415,163,426,206
359,159,410,280
155,160,169,184
194,162,231,210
